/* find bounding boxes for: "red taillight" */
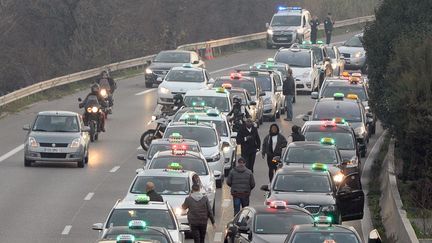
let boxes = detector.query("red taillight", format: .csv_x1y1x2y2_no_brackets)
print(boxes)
230,73,242,79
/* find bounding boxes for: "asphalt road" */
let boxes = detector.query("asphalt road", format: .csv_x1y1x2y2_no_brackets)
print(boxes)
0,31,377,243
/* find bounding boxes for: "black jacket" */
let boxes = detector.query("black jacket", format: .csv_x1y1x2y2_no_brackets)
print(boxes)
182,192,215,226
97,77,117,93
283,76,295,96
236,125,261,154
146,189,163,202
324,17,334,31
226,165,255,196
310,19,320,31
262,124,287,157
79,92,107,109
291,132,305,142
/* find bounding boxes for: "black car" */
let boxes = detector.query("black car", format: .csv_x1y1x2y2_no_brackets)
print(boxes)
260,166,364,224
144,50,205,88
224,203,314,243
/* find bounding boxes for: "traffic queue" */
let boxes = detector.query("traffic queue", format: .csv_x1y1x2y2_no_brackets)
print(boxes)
20,5,384,243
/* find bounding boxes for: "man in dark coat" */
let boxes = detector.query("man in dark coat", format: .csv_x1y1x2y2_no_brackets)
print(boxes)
236,118,261,172
310,16,320,44
146,181,163,202
283,68,296,121
262,124,287,182
324,13,335,44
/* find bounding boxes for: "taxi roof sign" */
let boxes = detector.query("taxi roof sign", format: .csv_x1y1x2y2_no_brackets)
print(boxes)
266,58,275,63
351,72,362,78
346,94,359,100
320,137,335,145
342,71,350,77
333,93,344,100
316,40,324,45
168,162,183,170
135,195,150,205
313,216,333,226
116,234,135,243
221,83,232,89
169,133,183,143
206,108,220,117
128,220,147,229
215,87,226,93
171,144,187,155
332,117,346,124
185,115,199,125
312,163,328,171
182,63,193,68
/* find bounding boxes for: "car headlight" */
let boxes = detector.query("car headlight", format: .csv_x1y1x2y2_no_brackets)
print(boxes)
333,172,344,184
264,97,272,105
28,137,38,147
159,87,170,94
354,126,366,137
210,152,221,162
354,51,365,58
267,29,273,35
322,205,336,212
222,145,231,154
70,138,81,148
175,207,187,216
145,68,153,74
205,181,216,194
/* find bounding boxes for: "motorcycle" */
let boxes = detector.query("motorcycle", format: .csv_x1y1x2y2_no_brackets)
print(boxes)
140,114,172,151
99,88,113,117
78,97,101,142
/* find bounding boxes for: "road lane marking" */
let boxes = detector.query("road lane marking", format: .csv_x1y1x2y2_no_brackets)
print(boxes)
214,232,223,242
295,114,304,119
61,225,72,235
0,144,24,163
135,88,156,96
109,166,120,173
222,199,231,208
84,192,94,201
210,64,247,74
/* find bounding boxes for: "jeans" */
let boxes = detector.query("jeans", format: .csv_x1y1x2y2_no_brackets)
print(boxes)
190,224,207,243
233,196,250,215
285,95,294,120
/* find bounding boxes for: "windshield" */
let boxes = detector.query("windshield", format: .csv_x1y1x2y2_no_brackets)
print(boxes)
177,117,228,138
32,115,79,132
271,15,301,27
255,76,272,91
154,52,190,63
103,232,169,243
149,157,208,175
107,209,175,230
322,85,367,101
312,47,324,63
165,70,204,82
214,79,256,95
304,132,355,150
184,96,230,112
326,47,336,59
131,176,190,195
229,92,248,105
292,232,360,243
275,51,311,68
344,36,363,47
284,147,338,164
255,214,313,234
313,103,362,122
273,174,331,193
148,144,200,159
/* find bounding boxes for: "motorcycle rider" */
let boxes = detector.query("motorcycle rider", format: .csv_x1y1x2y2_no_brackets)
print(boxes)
79,83,107,132
157,93,185,117
227,96,250,132
97,70,116,106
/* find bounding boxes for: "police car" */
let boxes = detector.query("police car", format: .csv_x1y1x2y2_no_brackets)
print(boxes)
224,202,313,243
302,120,360,171
183,87,232,115
265,6,311,48
260,165,364,224
92,196,188,243
97,220,175,243
284,216,383,243
163,120,225,187
157,64,213,105
125,166,213,227
137,136,201,162
172,106,237,174
304,93,370,157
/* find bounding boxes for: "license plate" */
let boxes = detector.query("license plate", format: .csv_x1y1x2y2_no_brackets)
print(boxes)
44,148,61,152
276,37,288,40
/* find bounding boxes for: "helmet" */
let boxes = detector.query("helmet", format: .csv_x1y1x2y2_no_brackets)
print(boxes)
173,93,183,105
91,83,100,93
232,95,241,104
100,70,109,78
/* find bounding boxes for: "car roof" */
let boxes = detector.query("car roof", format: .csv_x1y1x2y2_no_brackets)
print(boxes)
37,111,78,116
170,66,204,71
150,138,200,146
276,166,330,175
302,121,353,133
278,48,312,54
293,223,358,233
317,97,360,104
137,168,194,178
287,141,338,150
324,79,365,87
216,76,255,82
114,199,170,210
159,50,193,54
103,226,171,238
249,205,313,216
274,10,304,16
153,150,203,159
184,89,229,97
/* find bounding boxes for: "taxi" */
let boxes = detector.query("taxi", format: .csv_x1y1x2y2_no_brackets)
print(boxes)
224,202,313,243
125,166,211,227
92,196,188,243
96,220,175,243
260,165,364,224
183,87,232,115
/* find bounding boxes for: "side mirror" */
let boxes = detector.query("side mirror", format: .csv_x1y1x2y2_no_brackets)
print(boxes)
214,170,222,178
92,223,103,231
249,101,257,106
311,92,319,99
266,23,269,28
302,115,309,121
23,124,30,131
78,98,82,102
368,229,382,243
208,78,215,84
238,225,249,234
260,185,269,191
231,132,238,139
259,91,266,97
82,126,90,132
179,224,190,232
156,77,163,82
192,60,199,64
136,168,144,174
137,154,147,161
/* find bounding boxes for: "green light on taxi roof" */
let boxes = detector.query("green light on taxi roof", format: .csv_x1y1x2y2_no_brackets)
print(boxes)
316,40,324,44
185,115,199,125
168,162,183,170
302,40,312,45
320,137,335,145
314,216,332,223
116,234,135,243
333,93,344,99
192,101,206,107
135,194,150,204
266,58,275,63
312,163,328,171
129,220,147,229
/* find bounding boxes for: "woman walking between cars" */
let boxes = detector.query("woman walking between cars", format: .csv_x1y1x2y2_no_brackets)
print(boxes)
261,124,287,182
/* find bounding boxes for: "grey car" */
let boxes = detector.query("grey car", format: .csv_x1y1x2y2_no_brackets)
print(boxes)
23,111,90,168
338,33,367,73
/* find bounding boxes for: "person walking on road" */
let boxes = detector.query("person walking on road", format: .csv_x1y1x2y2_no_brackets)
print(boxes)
324,13,335,44
146,181,164,202
182,184,215,243
288,125,306,143
226,157,255,216
262,124,287,182
283,68,296,121
236,118,261,172
310,16,320,44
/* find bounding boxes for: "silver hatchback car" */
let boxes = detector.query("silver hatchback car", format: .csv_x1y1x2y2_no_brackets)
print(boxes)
23,111,90,168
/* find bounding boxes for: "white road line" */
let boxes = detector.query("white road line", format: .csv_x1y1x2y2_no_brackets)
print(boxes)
213,232,223,242
0,144,24,163
84,192,94,201
109,166,120,173
61,225,72,235
295,114,304,119
222,199,231,208
210,64,247,74
135,88,156,96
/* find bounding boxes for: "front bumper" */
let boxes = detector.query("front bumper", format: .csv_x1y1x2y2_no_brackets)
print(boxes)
294,77,312,92
262,104,276,117
206,158,225,181
267,33,297,46
25,145,85,162
145,73,166,85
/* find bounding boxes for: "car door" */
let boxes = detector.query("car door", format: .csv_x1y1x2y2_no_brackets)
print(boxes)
336,172,364,221
273,72,283,109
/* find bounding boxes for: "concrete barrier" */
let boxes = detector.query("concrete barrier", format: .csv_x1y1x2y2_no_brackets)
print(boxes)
380,140,419,243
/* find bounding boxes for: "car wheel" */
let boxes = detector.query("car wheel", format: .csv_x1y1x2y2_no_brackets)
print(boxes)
145,82,152,88
24,159,33,167
77,157,85,168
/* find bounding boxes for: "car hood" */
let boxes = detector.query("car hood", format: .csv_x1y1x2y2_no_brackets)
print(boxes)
29,131,81,143
251,234,288,243
149,63,185,70
270,26,299,32
201,146,219,158
159,81,206,92
339,149,357,161
348,122,363,129
270,191,335,205
291,67,311,78
338,46,364,54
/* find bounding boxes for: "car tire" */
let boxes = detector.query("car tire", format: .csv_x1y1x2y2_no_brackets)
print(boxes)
24,159,33,167
77,157,85,168
145,82,152,88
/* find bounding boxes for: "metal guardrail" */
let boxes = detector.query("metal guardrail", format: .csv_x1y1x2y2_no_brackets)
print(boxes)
0,15,374,107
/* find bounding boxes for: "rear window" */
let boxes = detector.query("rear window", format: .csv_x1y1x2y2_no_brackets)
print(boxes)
313,102,362,122
149,157,208,175
284,147,338,164
184,96,230,112
148,143,200,158
255,76,272,91
275,51,311,68
164,126,218,147
165,70,203,82
322,85,367,101
304,131,355,150
154,52,190,63
131,176,190,195
107,209,175,229
292,232,360,243
214,79,256,95
344,36,363,48
254,214,313,234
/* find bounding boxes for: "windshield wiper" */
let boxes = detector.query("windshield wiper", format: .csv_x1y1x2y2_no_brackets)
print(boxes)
32,129,47,132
